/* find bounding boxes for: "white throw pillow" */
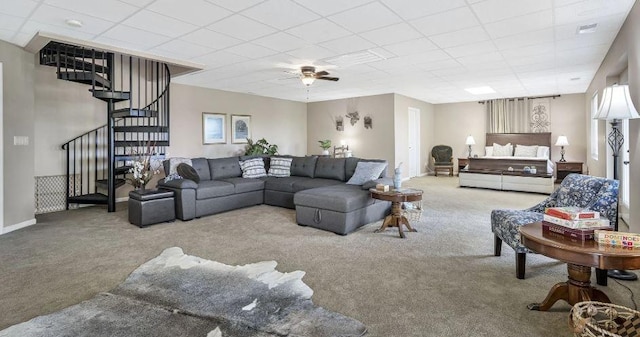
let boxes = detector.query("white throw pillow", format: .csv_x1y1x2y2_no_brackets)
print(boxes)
168,157,192,175
268,157,293,177
485,146,493,157
514,144,539,157
240,158,267,178
492,143,513,156
346,161,388,185
536,146,550,158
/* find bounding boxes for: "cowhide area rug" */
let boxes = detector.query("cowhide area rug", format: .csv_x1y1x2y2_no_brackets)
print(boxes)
0,247,367,337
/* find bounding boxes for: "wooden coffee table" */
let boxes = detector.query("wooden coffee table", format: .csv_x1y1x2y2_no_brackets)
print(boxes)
520,222,640,311
370,188,423,238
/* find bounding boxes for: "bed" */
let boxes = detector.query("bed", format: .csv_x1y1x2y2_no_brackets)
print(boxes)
459,133,555,194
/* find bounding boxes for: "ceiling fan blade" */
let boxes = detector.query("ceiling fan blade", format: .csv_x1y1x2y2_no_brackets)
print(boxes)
315,70,329,76
318,76,339,81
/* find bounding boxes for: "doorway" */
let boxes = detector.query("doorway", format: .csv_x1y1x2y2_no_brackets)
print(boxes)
408,107,420,178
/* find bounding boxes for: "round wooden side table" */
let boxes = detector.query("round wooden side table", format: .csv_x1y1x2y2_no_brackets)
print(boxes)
370,188,423,238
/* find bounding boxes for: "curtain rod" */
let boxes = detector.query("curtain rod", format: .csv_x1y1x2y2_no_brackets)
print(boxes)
478,94,561,104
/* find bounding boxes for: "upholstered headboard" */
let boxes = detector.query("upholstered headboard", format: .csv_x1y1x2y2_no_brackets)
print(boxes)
486,133,551,153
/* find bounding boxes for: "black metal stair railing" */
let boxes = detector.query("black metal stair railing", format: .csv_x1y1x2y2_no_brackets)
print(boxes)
40,41,171,212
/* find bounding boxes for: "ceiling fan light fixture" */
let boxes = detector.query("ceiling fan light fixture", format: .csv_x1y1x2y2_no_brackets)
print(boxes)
301,76,315,86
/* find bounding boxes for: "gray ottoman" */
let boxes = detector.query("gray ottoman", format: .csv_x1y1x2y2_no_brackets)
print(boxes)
128,189,175,227
294,185,390,235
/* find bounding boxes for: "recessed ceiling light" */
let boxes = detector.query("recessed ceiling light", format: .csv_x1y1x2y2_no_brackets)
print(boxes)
577,23,597,34
465,86,496,95
65,19,83,28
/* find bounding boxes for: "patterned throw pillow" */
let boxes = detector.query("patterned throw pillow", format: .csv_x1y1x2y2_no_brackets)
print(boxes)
346,161,388,185
168,157,192,176
268,157,293,177
514,144,539,157
240,158,267,178
492,143,513,156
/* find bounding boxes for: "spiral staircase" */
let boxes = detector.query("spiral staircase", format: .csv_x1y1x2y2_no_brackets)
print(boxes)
39,41,171,212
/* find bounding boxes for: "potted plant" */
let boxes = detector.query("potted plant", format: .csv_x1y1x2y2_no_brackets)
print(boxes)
245,138,278,155
318,140,332,155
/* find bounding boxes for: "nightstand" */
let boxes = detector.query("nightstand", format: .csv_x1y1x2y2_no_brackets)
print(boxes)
457,158,469,176
556,161,583,183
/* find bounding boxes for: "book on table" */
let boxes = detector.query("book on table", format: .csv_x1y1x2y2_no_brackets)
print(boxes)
544,207,599,220
542,214,609,229
595,230,640,247
542,222,612,241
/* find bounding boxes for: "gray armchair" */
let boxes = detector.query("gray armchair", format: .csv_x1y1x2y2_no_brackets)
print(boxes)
491,174,619,280
431,145,453,176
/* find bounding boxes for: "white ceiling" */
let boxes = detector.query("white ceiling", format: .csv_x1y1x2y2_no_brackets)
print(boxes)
0,0,636,103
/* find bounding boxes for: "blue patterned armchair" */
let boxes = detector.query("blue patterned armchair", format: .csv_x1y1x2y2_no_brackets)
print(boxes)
491,174,619,280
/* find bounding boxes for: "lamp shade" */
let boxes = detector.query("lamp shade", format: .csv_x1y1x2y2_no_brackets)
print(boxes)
301,76,315,86
555,136,569,146
465,135,476,145
594,84,640,120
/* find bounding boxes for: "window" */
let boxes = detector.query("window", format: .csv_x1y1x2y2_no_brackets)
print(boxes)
590,93,599,159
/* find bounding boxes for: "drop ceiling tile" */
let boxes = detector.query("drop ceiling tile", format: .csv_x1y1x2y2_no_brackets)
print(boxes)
153,39,215,59
285,45,336,61
30,5,115,35
554,14,623,40
94,36,148,52
122,10,198,38
0,0,38,18
119,0,155,7
456,52,505,66
410,7,479,36
328,2,402,33
444,41,497,58
44,0,139,22
286,19,351,44
190,50,251,68
380,0,466,21
204,0,266,12
484,10,553,39
242,0,319,30
181,29,242,50
500,42,554,59
319,35,376,55
471,0,552,23
494,28,554,50
101,24,171,49
292,0,371,16
252,32,309,52
21,21,95,41
555,0,634,26
383,38,438,56
422,59,464,72
208,15,277,41
0,29,16,41
360,23,422,46
508,53,556,67
11,31,34,46
226,42,279,59
0,13,25,31
147,0,232,26
429,26,490,49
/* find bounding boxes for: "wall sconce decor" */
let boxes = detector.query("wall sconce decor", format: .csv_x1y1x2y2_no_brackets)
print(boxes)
335,116,344,131
345,111,360,126
364,116,372,129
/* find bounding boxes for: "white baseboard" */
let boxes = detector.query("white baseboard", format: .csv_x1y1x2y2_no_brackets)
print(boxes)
2,218,37,235
116,196,129,203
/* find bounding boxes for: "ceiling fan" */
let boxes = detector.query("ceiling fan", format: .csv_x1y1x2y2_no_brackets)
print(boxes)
299,66,339,86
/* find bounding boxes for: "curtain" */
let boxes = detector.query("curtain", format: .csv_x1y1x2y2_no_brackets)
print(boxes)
486,98,530,133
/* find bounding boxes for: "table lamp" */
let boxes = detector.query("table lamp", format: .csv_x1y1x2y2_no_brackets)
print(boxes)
555,136,569,162
465,135,475,158
594,83,640,281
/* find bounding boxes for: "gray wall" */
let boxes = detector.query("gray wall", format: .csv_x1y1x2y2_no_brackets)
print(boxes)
0,40,35,231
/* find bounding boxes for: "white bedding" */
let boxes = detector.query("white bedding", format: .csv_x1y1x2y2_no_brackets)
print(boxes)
478,156,555,173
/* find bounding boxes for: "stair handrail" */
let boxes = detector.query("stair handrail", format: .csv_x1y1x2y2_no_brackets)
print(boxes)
61,119,123,150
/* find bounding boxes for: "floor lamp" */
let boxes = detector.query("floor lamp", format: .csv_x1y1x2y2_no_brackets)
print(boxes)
595,83,640,281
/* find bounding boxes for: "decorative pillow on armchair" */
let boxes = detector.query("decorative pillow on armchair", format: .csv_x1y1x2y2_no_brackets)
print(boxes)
268,157,293,177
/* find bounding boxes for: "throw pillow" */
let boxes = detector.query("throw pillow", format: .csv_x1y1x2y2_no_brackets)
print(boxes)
492,143,513,156
268,157,293,177
240,158,267,178
514,144,539,157
176,163,200,183
167,157,192,176
485,146,493,157
346,161,388,185
536,146,550,158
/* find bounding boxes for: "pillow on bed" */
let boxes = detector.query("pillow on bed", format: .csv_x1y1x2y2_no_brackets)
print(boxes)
492,143,513,156
514,144,539,157
485,146,493,157
537,146,550,158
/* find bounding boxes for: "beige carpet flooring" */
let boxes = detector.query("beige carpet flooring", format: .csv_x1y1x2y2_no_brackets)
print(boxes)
1,176,639,336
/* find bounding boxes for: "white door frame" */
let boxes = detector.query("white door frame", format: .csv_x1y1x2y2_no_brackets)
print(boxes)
0,62,4,232
408,107,420,178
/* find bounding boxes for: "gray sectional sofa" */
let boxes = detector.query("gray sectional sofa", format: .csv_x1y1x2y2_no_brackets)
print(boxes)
157,155,391,235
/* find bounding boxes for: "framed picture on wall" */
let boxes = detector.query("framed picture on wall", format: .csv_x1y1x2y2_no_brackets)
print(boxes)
231,114,251,144
202,112,226,144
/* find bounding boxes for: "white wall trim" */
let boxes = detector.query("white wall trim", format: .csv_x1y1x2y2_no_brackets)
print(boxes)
1,218,36,235
116,196,129,203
